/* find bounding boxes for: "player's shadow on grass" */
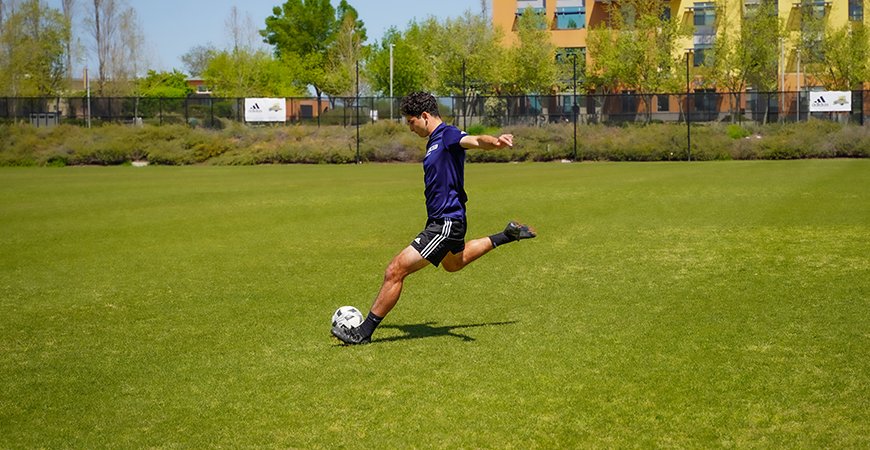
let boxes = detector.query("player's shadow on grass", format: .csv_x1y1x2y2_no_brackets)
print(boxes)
376,321,517,343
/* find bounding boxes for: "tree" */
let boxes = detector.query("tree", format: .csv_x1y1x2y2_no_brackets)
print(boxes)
436,10,505,96
322,4,367,98
812,22,870,90
799,0,870,90
204,7,305,98
706,0,784,122
138,69,193,97
0,0,71,96
83,0,145,96
85,0,117,94
261,0,365,122
507,6,557,95
0,0,7,35
365,26,434,97
586,19,624,95
181,43,215,78
586,0,691,122
113,7,149,96
366,11,505,122
422,10,506,125
60,0,76,87
401,17,444,92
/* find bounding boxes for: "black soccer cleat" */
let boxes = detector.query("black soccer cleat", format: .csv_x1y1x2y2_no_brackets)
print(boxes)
331,326,371,345
504,221,537,241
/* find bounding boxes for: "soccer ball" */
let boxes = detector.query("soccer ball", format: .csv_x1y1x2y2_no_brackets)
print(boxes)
332,306,363,329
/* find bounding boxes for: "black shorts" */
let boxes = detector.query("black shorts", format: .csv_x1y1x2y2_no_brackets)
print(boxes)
410,217,467,267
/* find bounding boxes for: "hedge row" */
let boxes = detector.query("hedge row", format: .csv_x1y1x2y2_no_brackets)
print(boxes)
1,119,868,167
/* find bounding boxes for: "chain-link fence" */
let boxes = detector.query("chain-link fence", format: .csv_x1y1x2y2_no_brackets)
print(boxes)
2,91,867,128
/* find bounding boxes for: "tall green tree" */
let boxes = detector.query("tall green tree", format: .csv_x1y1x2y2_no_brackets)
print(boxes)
706,0,784,122
205,6,305,98
436,10,505,96
402,17,444,92
261,0,365,100
0,0,71,96
138,69,194,98
587,0,691,122
799,0,870,90
585,20,624,95
812,22,870,90
322,5,367,98
507,6,557,95
202,46,303,97
367,10,505,102
365,26,434,98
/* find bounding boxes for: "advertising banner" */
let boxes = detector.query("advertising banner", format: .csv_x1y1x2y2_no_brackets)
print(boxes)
809,91,851,112
245,98,286,122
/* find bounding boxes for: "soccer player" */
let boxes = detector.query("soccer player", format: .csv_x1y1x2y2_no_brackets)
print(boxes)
331,91,536,345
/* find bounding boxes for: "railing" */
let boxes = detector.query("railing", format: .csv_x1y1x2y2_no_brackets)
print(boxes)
1,91,867,128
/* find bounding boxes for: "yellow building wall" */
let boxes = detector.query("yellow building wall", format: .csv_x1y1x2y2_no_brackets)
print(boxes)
492,0,590,60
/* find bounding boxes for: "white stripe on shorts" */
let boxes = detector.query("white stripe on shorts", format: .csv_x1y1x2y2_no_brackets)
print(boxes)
420,218,451,259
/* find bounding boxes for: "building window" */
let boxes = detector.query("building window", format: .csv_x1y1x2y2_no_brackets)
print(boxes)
300,105,313,119
554,0,585,29
693,2,716,26
849,0,863,21
657,95,670,112
516,0,547,29
517,0,546,14
622,90,637,113
695,89,717,112
693,44,713,67
744,0,778,17
555,7,585,29
799,0,827,20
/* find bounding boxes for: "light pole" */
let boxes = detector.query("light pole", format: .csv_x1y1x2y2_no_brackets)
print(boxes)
570,52,578,162
779,38,785,120
462,58,466,131
390,43,395,121
356,60,360,165
796,49,801,122
79,56,91,128
686,50,693,162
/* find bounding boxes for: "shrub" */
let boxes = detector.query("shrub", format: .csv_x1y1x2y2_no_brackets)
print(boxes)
2,119,868,166
147,140,193,165
483,97,507,128
726,124,751,140
822,124,870,157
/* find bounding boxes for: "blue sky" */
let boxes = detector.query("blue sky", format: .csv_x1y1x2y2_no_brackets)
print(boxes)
47,0,487,72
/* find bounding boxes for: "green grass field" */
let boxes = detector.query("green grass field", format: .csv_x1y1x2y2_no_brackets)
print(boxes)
1,160,869,449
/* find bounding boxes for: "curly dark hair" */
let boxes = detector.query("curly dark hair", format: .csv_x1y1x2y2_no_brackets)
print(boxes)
399,91,440,118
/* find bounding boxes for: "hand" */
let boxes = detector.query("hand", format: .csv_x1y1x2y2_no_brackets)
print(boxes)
494,134,514,149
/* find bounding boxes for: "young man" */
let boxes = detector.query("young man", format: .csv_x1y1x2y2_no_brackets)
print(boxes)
331,91,536,345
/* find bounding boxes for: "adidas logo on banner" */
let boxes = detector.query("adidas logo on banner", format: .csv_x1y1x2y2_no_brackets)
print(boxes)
813,96,827,105
249,103,261,111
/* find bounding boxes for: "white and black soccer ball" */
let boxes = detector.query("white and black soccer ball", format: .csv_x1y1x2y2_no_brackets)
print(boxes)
332,306,363,329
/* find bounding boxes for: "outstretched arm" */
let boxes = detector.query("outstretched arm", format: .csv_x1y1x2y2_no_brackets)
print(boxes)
459,134,514,150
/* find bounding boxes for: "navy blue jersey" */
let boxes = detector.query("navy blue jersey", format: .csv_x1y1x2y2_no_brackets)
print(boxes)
423,123,467,220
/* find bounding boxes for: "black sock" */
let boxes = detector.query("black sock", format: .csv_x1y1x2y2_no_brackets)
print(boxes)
359,311,383,337
489,232,514,248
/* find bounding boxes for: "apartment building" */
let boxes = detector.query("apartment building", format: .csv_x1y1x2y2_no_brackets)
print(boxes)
492,0,867,91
